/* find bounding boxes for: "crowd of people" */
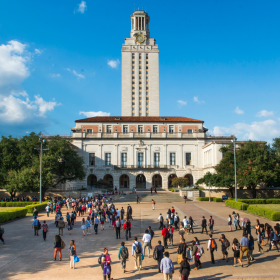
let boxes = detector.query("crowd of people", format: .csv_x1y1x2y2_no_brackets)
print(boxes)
9,195,280,280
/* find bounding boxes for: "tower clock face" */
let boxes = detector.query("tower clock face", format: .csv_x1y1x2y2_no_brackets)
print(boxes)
136,34,145,43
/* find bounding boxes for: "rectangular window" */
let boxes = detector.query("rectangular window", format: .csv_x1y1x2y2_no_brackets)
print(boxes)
87,129,92,133
138,152,143,167
139,66,142,69
170,153,176,165
186,153,191,165
89,153,95,166
105,153,111,166
123,125,128,133
169,125,174,133
188,129,193,134
138,125,143,133
106,125,112,133
153,125,158,133
154,152,160,167
121,153,127,167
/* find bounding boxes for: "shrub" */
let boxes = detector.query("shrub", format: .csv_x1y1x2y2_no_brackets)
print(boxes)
237,199,280,204
0,202,7,207
265,199,280,204
5,202,37,207
213,197,223,202
0,208,28,223
198,197,214,201
225,200,248,210
25,202,49,213
247,205,280,221
169,188,175,192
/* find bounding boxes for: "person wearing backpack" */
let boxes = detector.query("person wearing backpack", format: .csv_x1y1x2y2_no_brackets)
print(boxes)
154,240,165,273
54,235,62,261
0,225,5,244
158,213,164,230
191,239,202,270
268,228,279,252
131,237,143,270
219,234,229,262
118,241,129,273
69,240,77,269
42,221,48,241
115,217,121,239
32,217,40,236
207,234,217,264
148,226,154,246
232,238,243,267
208,216,214,234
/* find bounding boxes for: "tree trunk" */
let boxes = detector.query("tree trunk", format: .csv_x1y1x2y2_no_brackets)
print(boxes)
251,186,257,199
209,185,211,202
9,191,16,201
229,186,233,199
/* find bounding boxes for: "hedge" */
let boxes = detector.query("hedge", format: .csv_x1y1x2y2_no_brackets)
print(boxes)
25,202,49,213
0,208,28,223
225,200,249,210
0,202,38,207
237,199,280,204
198,197,214,201
213,197,223,202
247,205,280,221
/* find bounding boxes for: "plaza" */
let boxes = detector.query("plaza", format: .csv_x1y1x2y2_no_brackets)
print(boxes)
0,191,279,280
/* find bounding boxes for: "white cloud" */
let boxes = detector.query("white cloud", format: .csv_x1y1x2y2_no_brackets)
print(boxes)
212,119,280,142
193,96,205,103
34,95,61,116
50,73,61,78
75,1,87,14
234,106,244,115
79,111,110,118
0,40,30,89
257,110,274,117
35,48,43,55
66,68,85,79
107,59,120,68
177,100,187,106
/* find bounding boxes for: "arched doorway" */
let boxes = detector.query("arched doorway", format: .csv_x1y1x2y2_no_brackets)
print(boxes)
119,174,129,188
184,174,193,187
87,174,97,189
136,174,146,188
152,174,162,188
168,174,177,188
104,174,113,186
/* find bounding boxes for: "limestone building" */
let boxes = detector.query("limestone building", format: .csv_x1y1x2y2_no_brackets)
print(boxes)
69,11,234,191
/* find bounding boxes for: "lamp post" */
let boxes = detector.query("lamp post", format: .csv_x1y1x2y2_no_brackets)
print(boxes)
231,137,237,201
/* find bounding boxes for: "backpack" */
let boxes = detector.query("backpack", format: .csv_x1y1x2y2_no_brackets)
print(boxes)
224,239,230,248
153,247,159,260
211,239,217,250
43,224,48,233
196,245,204,256
116,220,120,227
134,242,142,254
120,247,129,259
101,216,105,222
61,240,66,249
0,228,4,234
149,229,154,239
170,218,174,225
160,216,163,222
98,254,104,265
70,246,76,256
38,221,41,230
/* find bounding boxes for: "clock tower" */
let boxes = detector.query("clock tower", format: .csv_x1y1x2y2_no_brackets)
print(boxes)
121,11,159,117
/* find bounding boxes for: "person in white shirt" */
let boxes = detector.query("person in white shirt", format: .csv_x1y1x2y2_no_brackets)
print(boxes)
183,216,189,234
142,230,152,257
117,209,121,217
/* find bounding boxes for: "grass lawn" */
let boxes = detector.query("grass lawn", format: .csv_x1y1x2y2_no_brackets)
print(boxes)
252,204,280,211
0,207,17,212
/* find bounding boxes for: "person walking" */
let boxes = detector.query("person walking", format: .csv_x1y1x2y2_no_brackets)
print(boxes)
168,225,174,246
158,213,164,230
42,221,48,241
32,217,40,236
208,216,214,234
174,212,180,230
189,216,194,234
115,217,121,239
86,216,91,234
118,241,129,273
192,239,202,270
142,229,152,257
94,215,99,234
201,216,207,234
0,225,5,244
152,199,156,210
236,213,242,229
101,248,112,280
228,215,232,231
248,234,255,261
131,237,143,270
136,195,140,204
154,240,165,273
240,233,250,266
183,195,187,203
67,218,72,235
219,234,230,262
81,218,86,236
257,229,264,253
178,257,191,280
207,234,216,264
54,235,62,261
100,214,105,230
58,217,65,236
148,226,154,246
160,252,174,280
123,219,131,240
232,238,243,267
69,240,77,269
45,205,50,217
183,216,189,234
177,238,187,264
162,225,169,249
179,222,185,242
268,228,279,252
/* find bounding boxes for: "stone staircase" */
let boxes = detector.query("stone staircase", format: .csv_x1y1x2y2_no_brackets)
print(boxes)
111,189,185,203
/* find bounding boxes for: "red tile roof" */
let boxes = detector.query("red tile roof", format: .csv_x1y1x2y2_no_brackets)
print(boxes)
76,116,204,123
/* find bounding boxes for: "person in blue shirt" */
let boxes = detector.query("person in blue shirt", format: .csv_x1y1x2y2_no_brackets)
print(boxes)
118,242,129,273
240,233,250,265
160,251,174,279
268,228,279,252
32,218,40,236
94,216,99,234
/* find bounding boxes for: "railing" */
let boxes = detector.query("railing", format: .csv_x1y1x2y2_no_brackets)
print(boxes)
114,165,169,169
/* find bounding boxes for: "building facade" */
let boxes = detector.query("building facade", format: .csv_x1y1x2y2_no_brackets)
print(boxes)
122,11,159,117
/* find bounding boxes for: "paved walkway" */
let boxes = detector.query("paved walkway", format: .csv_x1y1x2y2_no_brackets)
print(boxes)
0,198,280,280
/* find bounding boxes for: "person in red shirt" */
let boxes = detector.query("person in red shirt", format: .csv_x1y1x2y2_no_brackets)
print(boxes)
171,207,175,215
161,225,168,248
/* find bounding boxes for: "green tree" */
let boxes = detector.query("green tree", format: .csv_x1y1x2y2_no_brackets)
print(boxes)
171,177,189,188
196,172,219,202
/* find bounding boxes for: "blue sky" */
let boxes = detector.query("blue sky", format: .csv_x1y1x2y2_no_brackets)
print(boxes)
0,0,280,142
